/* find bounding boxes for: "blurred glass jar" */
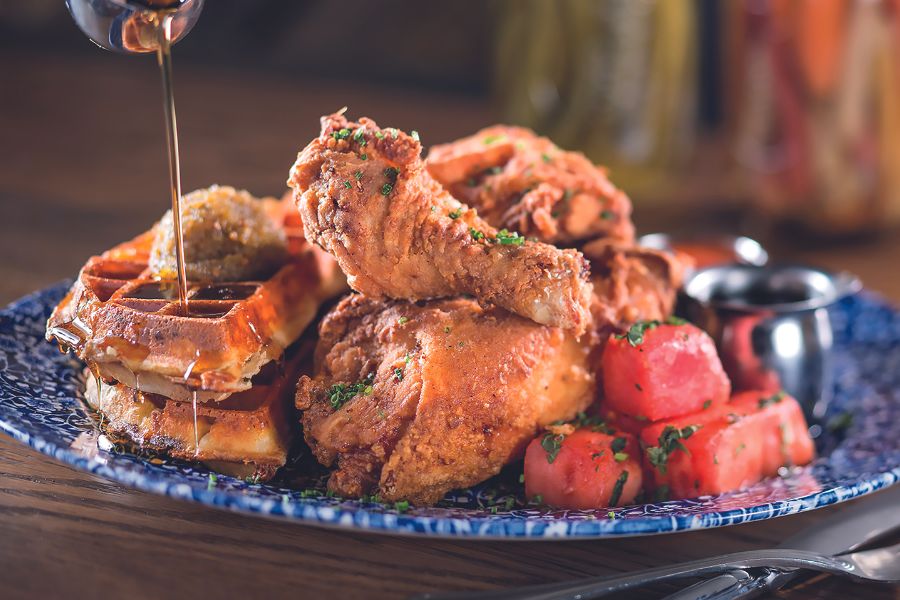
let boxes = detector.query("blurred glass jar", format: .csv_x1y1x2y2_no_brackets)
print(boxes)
730,0,900,235
493,0,699,200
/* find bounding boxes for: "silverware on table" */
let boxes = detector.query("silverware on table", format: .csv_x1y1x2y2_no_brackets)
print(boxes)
681,264,861,422
663,484,900,600
412,486,900,600
414,543,900,600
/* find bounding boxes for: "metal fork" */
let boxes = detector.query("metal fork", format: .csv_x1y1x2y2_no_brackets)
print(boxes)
412,542,900,600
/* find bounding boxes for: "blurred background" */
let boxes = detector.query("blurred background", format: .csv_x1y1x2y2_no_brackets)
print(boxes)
1,0,899,303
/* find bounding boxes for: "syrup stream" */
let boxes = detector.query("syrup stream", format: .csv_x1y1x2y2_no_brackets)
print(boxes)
191,390,200,456
154,12,189,316
154,10,199,453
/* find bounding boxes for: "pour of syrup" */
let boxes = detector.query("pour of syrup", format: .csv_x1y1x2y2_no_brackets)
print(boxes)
190,390,200,455
152,10,190,316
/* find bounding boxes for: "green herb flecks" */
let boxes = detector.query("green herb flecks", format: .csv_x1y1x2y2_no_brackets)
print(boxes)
332,128,352,140
394,500,410,513
393,367,404,382
609,471,629,506
397,316,409,325
343,181,352,189
327,373,375,410
494,229,525,246
645,425,701,474
617,321,657,347
573,412,617,434
469,228,485,241
600,209,615,220
702,399,712,410
616,316,689,347
541,432,566,464
613,452,629,462
381,166,400,196
449,209,462,219
483,134,504,145
758,390,786,409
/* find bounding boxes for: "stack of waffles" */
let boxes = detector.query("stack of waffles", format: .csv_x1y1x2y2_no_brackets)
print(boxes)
46,199,347,480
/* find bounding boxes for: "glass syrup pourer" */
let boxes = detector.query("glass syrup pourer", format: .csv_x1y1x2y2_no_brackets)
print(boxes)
67,0,206,315
66,0,204,54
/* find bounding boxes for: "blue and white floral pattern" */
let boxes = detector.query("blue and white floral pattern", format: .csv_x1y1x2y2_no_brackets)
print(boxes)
0,282,897,538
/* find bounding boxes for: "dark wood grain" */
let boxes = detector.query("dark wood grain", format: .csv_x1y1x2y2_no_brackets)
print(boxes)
1,53,898,600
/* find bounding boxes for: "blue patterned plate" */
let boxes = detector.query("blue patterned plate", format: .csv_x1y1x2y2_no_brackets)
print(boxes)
1,283,898,538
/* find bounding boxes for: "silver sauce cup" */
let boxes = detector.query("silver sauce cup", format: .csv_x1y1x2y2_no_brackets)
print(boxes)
638,233,770,268
682,265,861,423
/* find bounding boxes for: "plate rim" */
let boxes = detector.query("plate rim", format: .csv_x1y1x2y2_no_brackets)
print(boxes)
1,282,898,540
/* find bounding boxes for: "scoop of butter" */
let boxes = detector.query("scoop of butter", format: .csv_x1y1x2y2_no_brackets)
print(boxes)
149,185,288,282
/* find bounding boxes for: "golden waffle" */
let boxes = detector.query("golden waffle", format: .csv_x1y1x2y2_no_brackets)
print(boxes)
83,344,307,481
47,199,346,403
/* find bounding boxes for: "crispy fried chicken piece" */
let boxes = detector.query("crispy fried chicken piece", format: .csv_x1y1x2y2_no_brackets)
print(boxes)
288,113,593,335
582,239,688,333
426,126,634,245
296,294,595,505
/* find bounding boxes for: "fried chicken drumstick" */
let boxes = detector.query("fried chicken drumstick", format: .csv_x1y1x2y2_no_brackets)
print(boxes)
296,294,595,504
426,125,635,245
288,113,593,335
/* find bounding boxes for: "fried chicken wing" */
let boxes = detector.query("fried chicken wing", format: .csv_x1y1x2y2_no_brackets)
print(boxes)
426,126,634,245
288,113,593,335
582,239,688,332
295,294,595,505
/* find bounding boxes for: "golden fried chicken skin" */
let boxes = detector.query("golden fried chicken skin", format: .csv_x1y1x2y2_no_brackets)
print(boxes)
426,126,634,245
288,113,593,335
150,185,287,282
582,239,688,333
296,294,595,505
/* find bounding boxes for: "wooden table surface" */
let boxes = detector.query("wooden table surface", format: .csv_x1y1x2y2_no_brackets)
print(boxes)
1,53,898,600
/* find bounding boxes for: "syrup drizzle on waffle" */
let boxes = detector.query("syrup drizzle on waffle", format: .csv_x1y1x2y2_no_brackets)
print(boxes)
47,205,316,467
152,9,190,316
